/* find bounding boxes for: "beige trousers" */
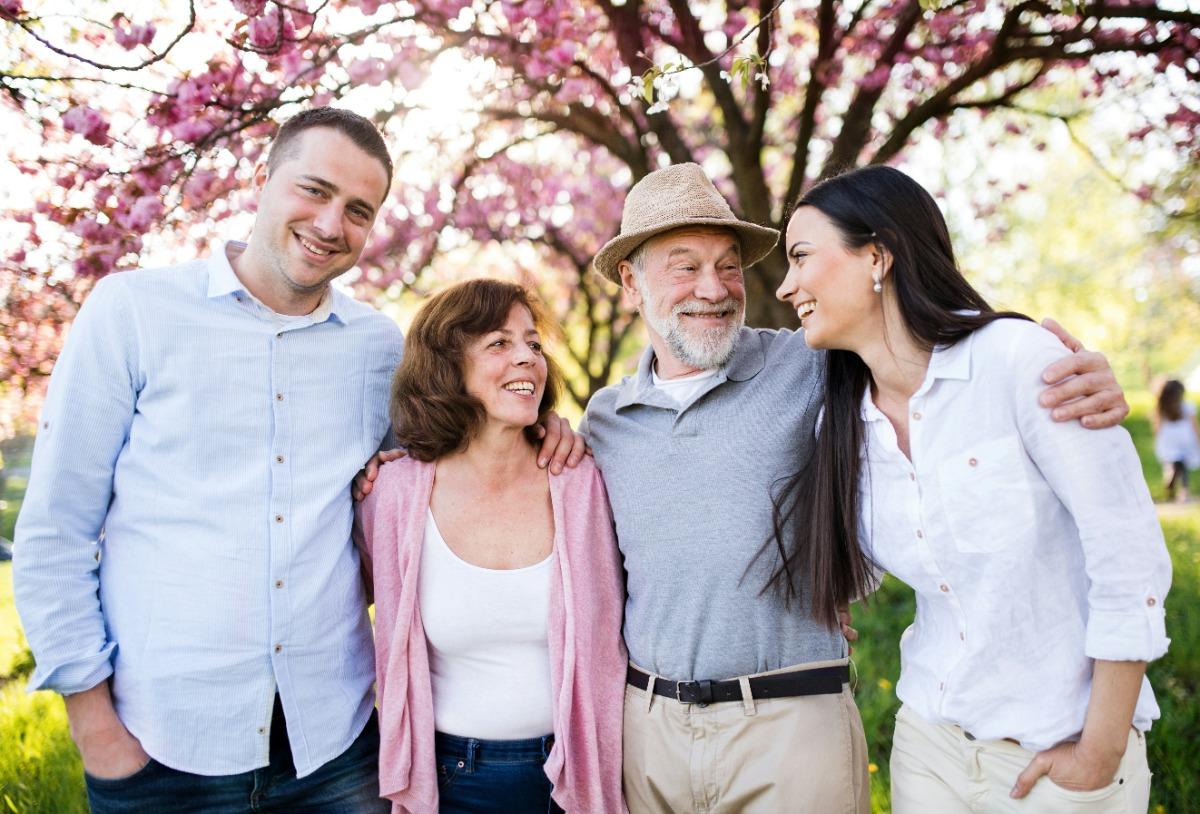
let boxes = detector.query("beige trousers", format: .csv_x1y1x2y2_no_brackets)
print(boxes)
622,659,870,814
890,704,1152,814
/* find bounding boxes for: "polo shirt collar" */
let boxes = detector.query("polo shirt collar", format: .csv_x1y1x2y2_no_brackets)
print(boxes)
206,240,347,325
613,327,765,412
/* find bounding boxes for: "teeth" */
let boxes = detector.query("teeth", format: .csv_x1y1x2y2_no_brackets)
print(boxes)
299,237,332,256
504,382,535,394
796,300,817,320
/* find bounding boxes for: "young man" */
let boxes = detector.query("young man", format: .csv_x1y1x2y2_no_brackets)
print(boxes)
16,107,581,813
582,163,1130,813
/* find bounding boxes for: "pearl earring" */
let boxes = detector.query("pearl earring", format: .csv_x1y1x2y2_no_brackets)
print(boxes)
873,276,882,294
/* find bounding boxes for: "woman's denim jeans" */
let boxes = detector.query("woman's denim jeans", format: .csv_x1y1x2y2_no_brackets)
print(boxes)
435,731,563,814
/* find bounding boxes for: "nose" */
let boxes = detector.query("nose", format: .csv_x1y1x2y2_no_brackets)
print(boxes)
512,343,535,366
311,204,344,242
776,265,799,303
694,266,731,301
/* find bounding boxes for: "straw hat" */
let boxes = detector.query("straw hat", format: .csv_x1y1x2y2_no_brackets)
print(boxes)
593,163,780,284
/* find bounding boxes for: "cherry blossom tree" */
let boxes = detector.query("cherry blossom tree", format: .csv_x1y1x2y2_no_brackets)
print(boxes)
2,0,1198,413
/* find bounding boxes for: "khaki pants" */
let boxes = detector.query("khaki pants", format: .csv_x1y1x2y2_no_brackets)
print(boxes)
622,659,870,814
890,704,1152,814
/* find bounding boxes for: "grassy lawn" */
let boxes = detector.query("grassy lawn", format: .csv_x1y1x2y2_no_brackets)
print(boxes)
0,408,1196,812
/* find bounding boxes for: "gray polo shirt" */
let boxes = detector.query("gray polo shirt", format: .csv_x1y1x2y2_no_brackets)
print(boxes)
583,327,843,681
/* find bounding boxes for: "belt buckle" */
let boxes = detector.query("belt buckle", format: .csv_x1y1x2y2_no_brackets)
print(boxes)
675,679,714,706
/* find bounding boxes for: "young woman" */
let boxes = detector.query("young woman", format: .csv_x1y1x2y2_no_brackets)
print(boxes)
770,165,1171,813
354,279,627,813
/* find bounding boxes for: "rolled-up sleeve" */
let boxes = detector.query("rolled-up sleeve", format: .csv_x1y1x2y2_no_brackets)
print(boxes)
1009,325,1171,662
13,275,141,694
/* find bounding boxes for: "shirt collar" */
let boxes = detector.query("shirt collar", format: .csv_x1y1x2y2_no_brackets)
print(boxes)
859,330,976,420
207,240,346,325
613,327,764,412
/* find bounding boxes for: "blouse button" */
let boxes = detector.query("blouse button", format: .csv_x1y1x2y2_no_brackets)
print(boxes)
912,411,922,421
1147,597,1157,607
909,472,916,481
968,457,978,467
939,583,950,593
916,529,924,539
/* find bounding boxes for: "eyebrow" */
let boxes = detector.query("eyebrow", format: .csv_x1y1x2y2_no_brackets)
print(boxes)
297,175,377,216
787,240,815,253
664,244,741,261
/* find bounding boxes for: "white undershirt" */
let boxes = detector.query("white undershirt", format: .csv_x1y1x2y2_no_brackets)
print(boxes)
651,365,718,407
418,508,556,739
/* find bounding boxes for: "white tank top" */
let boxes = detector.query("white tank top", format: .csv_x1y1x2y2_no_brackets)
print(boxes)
418,508,555,739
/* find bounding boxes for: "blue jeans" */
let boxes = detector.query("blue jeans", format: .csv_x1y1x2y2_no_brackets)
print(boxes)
85,704,388,814
435,732,563,814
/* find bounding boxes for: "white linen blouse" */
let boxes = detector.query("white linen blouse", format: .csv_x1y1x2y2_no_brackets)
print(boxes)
857,318,1171,752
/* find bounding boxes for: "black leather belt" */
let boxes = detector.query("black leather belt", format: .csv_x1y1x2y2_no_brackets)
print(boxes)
626,664,849,705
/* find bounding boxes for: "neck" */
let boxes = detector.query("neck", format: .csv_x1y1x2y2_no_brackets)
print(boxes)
650,341,711,380
444,421,539,487
228,240,325,316
854,306,931,406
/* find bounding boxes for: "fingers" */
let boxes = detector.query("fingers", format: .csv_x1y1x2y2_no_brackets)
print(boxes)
537,414,563,468
1040,317,1084,353
1042,383,1128,427
1040,350,1108,387
545,415,578,475
1011,752,1051,799
565,424,587,468
378,448,406,464
352,471,371,502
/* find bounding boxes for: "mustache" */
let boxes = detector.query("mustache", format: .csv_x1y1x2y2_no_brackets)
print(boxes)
671,298,742,317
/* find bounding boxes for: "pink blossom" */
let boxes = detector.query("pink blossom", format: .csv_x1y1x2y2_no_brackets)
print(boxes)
117,196,165,232
231,0,267,16
61,105,110,145
0,0,22,18
112,15,155,49
248,14,282,49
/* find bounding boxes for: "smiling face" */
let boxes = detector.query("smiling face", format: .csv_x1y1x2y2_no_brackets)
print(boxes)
618,226,745,377
776,206,885,351
462,303,549,432
239,126,389,314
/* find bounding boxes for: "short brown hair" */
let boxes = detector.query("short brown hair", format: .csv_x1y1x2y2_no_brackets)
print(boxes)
391,279,562,461
268,107,393,190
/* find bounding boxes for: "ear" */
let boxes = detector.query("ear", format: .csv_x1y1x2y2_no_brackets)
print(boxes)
618,261,643,309
870,242,894,281
252,161,270,194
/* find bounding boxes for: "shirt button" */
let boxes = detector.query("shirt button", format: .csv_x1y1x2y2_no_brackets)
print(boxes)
257,727,266,735
274,644,282,653
1147,597,1157,607
275,579,284,589
275,393,284,401
959,631,965,640
912,411,922,421
276,332,283,338
916,529,924,539
939,682,945,691
939,583,950,593
275,455,284,463
968,457,978,467
274,514,284,523
909,472,916,481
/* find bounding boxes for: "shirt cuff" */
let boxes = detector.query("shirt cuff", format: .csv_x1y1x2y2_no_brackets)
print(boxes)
26,642,116,696
1084,602,1170,662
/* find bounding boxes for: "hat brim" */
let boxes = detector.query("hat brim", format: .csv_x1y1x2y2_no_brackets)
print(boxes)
592,217,780,284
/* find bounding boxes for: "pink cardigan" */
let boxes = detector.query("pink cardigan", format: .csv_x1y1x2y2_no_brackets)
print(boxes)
354,456,628,814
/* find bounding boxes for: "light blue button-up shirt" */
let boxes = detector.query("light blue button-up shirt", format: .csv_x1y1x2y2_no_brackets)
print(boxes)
14,242,403,777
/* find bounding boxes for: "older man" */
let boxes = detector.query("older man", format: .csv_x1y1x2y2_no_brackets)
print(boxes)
581,163,1127,813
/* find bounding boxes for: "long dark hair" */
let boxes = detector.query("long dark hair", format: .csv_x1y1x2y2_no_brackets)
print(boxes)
765,165,1030,627
1158,379,1185,423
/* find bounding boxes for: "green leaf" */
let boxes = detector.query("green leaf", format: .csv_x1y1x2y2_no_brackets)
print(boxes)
640,68,658,105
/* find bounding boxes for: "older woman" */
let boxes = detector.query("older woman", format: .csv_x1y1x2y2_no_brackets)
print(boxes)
771,166,1171,813
354,279,627,814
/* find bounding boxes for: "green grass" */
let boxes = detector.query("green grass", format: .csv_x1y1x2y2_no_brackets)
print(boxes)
0,412,1196,812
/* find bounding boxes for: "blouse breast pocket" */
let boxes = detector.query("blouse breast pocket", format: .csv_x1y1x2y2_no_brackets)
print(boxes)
934,435,1038,554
